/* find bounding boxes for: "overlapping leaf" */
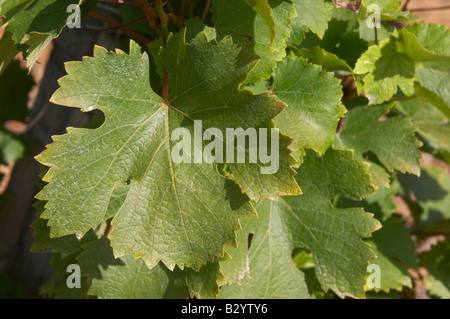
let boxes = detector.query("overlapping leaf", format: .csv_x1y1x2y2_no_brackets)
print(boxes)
420,239,450,299
355,24,450,106
290,0,334,44
366,216,417,292
78,237,223,299
211,0,295,84
219,149,380,299
272,56,345,162
1,0,98,68
397,98,450,154
335,102,422,176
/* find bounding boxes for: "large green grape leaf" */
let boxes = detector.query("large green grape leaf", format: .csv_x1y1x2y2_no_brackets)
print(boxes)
335,102,422,176
35,32,301,271
211,0,295,84
162,31,300,201
290,0,334,44
219,149,380,299
34,193,224,299
272,56,345,162
420,239,450,299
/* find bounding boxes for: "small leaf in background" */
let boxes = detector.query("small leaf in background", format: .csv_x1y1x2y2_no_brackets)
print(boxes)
335,102,422,176
420,240,450,299
290,0,334,43
272,56,345,162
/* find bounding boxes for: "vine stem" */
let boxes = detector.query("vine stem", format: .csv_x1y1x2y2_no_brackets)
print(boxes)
401,0,411,11
201,0,211,22
391,94,419,101
412,232,450,237
162,69,170,103
179,0,185,18
89,11,150,43
373,17,378,45
136,0,160,33
410,5,450,12
83,15,146,32
165,0,176,18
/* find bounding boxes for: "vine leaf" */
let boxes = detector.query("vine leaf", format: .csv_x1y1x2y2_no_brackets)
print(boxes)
398,162,450,228
1,0,97,69
211,0,296,84
335,102,422,176
35,32,300,271
415,68,450,118
219,149,380,299
396,98,450,155
272,56,345,163
420,239,450,299
363,0,401,13
162,31,300,201
243,0,276,46
290,0,334,44
78,237,223,299
366,216,418,292
354,39,415,105
355,26,450,106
